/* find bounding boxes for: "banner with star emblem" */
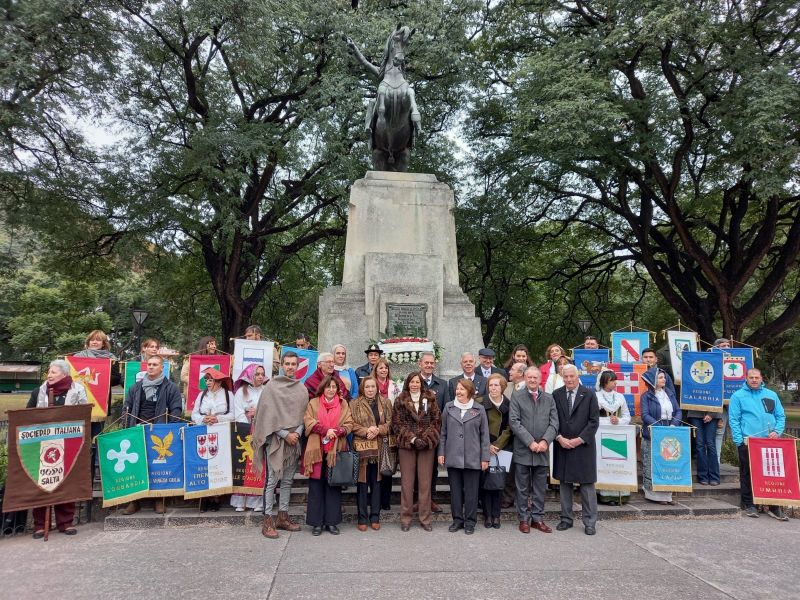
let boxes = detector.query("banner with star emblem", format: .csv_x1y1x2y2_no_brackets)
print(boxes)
145,423,185,496
650,426,693,492
66,356,112,420
680,351,724,412
183,422,234,499
230,422,266,495
2,405,93,512
97,425,150,507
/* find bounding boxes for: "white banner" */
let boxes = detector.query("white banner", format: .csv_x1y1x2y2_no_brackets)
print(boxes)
667,330,698,386
232,339,275,379
595,424,638,492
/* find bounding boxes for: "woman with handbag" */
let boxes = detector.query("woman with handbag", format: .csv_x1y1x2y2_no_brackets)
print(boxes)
478,373,512,529
302,375,354,535
392,371,441,532
438,379,490,535
350,376,394,531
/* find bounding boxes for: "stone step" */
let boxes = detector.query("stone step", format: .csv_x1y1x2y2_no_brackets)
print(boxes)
104,497,743,531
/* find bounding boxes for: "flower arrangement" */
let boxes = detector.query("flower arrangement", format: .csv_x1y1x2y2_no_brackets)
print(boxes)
375,337,442,364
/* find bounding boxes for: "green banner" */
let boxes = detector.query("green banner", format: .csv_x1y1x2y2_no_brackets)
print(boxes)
98,426,150,507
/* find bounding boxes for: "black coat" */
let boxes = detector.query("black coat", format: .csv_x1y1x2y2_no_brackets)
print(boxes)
123,378,183,428
422,375,449,411
552,384,599,484
448,373,487,400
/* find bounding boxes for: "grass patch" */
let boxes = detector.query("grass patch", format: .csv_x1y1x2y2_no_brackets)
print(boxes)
0,394,30,419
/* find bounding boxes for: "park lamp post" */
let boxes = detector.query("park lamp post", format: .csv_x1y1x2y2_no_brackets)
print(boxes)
132,308,149,354
577,319,591,334
38,346,48,380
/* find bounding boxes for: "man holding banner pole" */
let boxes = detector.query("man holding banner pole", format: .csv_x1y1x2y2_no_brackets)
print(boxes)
729,369,789,521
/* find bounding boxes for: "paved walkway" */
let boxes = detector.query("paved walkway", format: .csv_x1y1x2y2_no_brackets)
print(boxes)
2,516,798,599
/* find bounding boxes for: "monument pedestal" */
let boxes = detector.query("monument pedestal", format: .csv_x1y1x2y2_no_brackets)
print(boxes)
318,171,483,377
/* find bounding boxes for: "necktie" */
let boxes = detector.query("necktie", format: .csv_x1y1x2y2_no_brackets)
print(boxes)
567,390,574,412
531,391,538,403
426,379,432,387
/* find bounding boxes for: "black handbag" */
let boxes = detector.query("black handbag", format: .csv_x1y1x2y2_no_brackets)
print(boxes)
482,455,507,491
327,450,360,487
379,437,395,477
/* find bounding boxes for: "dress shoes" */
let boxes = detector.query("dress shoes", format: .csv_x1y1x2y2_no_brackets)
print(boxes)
357,524,368,532
492,521,501,529
465,526,475,535
401,523,411,532
371,523,381,530
311,526,322,536
448,522,464,533
431,502,443,513
585,526,596,536
421,523,433,532
326,525,340,535
484,519,492,528
121,501,140,516
531,521,552,533
555,522,572,531
518,521,530,534
154,499,166,514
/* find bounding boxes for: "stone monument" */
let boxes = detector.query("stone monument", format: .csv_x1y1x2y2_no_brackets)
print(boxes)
317,171,484,376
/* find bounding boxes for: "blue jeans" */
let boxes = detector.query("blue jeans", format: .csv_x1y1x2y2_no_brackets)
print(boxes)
690,417,720,484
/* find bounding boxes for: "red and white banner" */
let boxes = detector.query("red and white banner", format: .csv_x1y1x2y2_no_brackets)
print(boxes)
748,437,800,507
66,356,112,420
186,354,232,412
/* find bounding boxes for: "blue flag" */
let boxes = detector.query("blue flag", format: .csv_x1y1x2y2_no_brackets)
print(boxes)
650,426,692,491
680,351,724,412
573,348,610,388
611,331,650,364
183,423,233,499
281,346,318,383
145,423,184,496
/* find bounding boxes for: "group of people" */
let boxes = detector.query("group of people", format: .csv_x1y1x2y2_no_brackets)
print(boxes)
23,330,791,539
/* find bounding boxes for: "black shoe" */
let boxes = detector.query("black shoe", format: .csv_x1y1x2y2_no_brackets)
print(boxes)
327,525,340,535
312,527,322,536
492,521,501,529
381,504,391,510
484,519,492,528
401,524,410,532
448,522,464,532
465,526,475,535
209,501,220,512
556,522,572,531
585,526,596,535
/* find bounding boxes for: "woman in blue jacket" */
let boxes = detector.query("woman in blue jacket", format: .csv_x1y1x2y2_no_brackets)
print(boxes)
640,368,681,504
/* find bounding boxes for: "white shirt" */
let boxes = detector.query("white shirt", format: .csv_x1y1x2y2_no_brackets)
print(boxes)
655,389,673,420
596,390,631,425
232,385,264,424
191,388,234,424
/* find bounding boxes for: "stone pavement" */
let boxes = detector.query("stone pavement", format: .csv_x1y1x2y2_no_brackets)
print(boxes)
2,515,798,599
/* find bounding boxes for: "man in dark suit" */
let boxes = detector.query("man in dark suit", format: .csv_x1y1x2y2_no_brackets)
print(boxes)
478,348,507,380
355,343,383,379
552,364,600,535
448,352,487,399
419,351,447,513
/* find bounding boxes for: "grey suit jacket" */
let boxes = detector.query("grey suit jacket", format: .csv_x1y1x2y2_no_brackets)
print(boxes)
438,402,491,470
509,386,559,467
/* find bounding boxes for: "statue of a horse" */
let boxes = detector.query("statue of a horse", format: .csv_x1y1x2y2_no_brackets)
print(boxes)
345,24,422,172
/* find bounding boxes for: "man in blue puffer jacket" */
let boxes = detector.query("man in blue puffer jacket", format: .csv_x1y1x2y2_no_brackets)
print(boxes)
729,369,788,521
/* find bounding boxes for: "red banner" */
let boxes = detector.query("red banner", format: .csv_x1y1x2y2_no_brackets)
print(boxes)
66,356,112,420
748,437,800,507
186,354,232,412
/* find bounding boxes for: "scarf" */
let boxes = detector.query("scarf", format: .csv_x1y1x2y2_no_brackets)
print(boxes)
250,375,309,478
48,376,74,398
488,395,504,409
318,394,342,454
377,378,389,397
142,374,164,402
410,390,422,412
454,398,474,419
234,363,263,394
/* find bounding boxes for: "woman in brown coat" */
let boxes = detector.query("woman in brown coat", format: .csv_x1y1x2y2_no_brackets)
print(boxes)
302,375,354,536
350,376,394,531
392,371,441,532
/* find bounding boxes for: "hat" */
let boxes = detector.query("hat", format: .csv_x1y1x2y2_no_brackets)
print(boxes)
202,367,233,391
364,343,384,355
478,348,496,358
713,338,729,347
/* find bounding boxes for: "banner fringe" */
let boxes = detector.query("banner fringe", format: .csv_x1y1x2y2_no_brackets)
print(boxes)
753,498,800,508
146,489,184,498
231,486,264,495
104,489,151,508
651,485,693,492
596,484,638,492
184,486,235,500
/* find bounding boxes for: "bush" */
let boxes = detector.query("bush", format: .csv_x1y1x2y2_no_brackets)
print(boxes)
720,436,739,466
0,441,7,486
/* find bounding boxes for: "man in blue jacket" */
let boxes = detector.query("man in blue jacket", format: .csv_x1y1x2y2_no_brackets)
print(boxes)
729,369,788,521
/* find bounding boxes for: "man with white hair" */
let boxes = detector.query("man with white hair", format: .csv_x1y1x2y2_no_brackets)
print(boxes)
504,362,527,400
552,364,600,535
448,351,487,399
303,352,349,400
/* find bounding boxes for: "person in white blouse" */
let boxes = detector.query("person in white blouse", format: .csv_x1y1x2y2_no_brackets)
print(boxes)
544,356,571,394
594,369,632,504
231,364,268,512
191,367,234,512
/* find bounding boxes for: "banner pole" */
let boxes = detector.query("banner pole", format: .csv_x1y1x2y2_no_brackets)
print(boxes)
43,505,52,542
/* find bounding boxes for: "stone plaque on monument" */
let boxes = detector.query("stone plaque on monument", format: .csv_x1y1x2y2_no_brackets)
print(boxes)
386,303,427,336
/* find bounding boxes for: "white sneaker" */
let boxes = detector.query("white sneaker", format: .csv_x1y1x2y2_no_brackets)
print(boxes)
234,507,245,512
767,507,789,521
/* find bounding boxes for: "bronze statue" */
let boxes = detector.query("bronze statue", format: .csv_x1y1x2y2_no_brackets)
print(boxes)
345,24,421,172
